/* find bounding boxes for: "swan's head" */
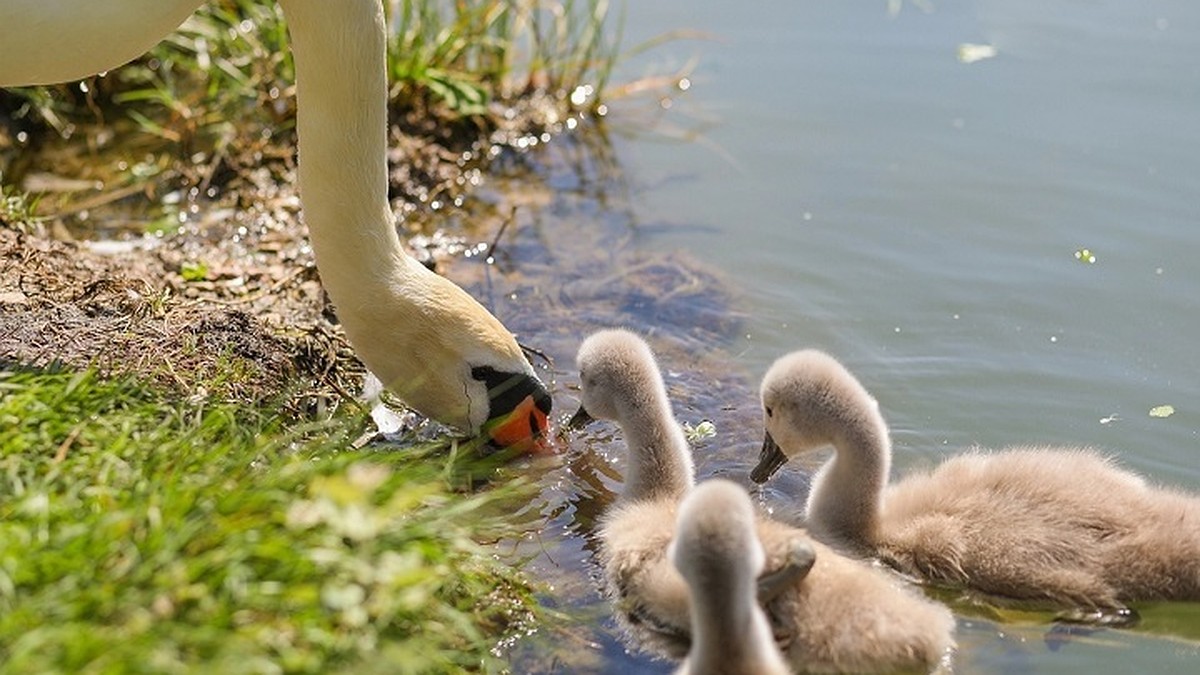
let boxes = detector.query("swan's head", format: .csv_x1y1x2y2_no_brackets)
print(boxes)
568,329,665,429
752,349,879,483
340,257,553,453
471,365,553,454
669,479,766,585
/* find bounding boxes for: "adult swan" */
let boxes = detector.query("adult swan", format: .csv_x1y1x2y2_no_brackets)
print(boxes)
0,0,553,449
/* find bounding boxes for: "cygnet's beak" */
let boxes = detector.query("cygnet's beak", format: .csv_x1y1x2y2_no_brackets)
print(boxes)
750,431,788,483
474,367,554,455
566,405,594,430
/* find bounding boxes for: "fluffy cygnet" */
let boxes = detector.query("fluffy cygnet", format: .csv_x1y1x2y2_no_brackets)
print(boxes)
574,331,957,672
754,349,1200,620
671,479,790,675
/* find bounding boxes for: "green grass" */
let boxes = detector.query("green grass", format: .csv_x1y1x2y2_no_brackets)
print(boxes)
1,0,618,161
0,0,625,232
0,185,41,233
0,368,540,674
386,0,619,115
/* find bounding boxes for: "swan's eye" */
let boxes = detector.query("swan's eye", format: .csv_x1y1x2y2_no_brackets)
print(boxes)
765,406,774,418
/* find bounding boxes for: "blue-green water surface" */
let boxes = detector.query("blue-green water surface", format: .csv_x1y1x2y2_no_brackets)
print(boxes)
495,1,1200,672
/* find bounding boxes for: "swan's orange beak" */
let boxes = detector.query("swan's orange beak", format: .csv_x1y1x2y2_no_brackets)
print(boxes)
484,394,553,455
473,366,554,455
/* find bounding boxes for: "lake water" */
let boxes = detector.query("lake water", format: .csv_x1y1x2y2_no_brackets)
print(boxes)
495,0,1200,672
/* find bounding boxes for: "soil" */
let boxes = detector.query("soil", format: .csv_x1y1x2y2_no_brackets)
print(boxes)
0,99,568,417
1,89,745,437
0,194,360,416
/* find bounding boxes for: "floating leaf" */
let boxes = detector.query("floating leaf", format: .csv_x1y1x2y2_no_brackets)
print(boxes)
683,419,717,442
1149,405,1175,418
957,43,998,64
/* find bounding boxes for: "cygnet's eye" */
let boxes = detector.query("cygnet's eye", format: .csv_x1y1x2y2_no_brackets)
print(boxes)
765,406,774,418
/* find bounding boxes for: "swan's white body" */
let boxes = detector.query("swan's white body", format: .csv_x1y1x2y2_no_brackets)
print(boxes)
755,349,1200,612
574,330,956,673
0,0,551,444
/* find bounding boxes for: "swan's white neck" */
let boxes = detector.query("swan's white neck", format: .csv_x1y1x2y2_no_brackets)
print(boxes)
805,416,891,549
2,0,541,434
616,394,694,502
0,0,409,306
278,0,409,295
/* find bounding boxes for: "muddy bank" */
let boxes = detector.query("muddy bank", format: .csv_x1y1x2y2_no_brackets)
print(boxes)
0,224,354,412
1,118,750,427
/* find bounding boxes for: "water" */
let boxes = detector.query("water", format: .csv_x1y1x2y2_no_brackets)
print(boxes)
493,0,1200,672
612,0,1200,480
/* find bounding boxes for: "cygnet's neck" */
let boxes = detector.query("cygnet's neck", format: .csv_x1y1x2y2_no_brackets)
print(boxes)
805,414,891,550
689,586,781,674
615,393,694,502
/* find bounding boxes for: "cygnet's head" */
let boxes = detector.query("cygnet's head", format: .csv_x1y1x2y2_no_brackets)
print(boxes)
669,479,766,584
752,349,880,483
569,329,667,428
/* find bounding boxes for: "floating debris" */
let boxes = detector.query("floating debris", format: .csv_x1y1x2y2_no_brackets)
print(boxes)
1074,248,1097,264
1149,405,1175,419
683,419,717,442
957,43,998,64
